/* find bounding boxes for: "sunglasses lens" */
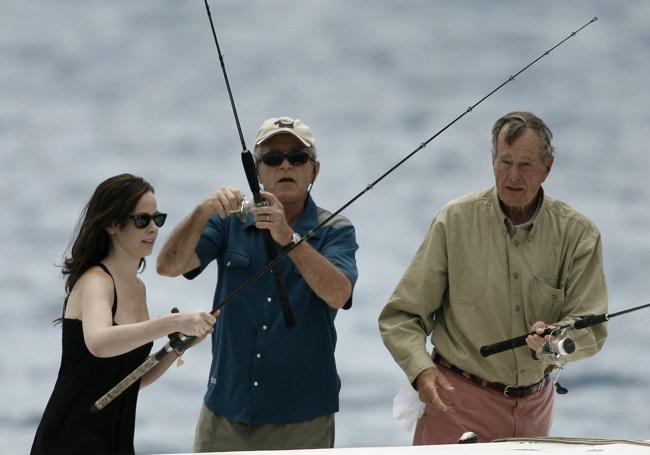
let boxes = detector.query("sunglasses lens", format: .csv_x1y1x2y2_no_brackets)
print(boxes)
153,213,167,227
132,215,149,229
287,152,310,165
261,151,285,166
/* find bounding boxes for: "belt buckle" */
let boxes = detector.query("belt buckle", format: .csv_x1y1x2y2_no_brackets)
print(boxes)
503,385,517,398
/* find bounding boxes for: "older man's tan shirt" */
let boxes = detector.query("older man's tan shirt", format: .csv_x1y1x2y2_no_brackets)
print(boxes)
379,187,607,386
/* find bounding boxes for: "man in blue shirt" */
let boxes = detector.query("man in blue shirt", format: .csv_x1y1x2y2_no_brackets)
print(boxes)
157,116,358,451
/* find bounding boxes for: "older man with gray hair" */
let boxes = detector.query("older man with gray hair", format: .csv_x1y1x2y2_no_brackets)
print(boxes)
158,116,358,451
379,111,607,444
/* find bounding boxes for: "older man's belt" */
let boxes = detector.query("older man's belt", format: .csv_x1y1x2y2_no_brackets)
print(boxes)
433,352,549,399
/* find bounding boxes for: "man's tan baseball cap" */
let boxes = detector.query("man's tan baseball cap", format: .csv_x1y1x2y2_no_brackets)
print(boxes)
254,116,317,160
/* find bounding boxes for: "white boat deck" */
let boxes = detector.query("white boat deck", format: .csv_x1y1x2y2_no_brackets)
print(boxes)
151,438,650,455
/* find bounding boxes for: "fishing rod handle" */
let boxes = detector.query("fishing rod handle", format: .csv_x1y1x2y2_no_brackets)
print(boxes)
90,338,180,414
480,327,554,357
89,355,159,413
241,150,263,203
572,313,608,329
480,312,612,357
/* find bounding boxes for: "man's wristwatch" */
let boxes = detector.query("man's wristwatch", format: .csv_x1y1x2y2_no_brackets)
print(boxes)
282,232,301,251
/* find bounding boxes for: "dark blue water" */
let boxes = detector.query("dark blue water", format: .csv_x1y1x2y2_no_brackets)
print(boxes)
2,1,650,453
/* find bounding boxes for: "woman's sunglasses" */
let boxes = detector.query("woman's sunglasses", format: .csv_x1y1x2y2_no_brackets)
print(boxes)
259,149,313,167
129,212,168,229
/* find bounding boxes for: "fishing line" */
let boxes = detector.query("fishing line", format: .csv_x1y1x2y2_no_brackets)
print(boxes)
595,24,629,132
567,313,650,356
592,19,645,181
209,16,599,312
548,314,650,395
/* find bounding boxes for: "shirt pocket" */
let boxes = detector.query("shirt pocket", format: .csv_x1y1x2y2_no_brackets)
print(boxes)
524,276,565,326
223,250,251,271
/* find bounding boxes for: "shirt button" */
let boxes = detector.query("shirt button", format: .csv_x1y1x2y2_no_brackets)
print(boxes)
253,381,259,387
256,353,261,359
551,294,558,301
515,305,521,312
520,369,525,374
226,261,231,267
513,272,519,279
267,297,272,303
262,325,268,330
513,240,519,247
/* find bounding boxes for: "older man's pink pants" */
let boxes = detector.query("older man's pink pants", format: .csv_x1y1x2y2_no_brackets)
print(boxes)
413,365,555,445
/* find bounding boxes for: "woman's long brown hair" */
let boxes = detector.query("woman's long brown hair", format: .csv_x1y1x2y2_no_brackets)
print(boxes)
56,174,154,322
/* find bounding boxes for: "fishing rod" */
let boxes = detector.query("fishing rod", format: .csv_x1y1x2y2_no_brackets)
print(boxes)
89,15,598,412
206,16,599,314
480,302,650,358
203,0,295,328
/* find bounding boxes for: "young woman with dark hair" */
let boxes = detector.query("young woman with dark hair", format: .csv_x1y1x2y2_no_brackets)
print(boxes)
31,174,217,455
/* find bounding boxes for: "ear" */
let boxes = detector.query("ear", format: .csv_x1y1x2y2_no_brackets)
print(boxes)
312,160,320,183
544,155,554,176
105,221,120,236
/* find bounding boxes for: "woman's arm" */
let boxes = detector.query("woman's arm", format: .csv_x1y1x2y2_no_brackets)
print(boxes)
77,268,215,358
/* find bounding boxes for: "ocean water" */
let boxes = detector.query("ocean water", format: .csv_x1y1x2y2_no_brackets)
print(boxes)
2,1,650,453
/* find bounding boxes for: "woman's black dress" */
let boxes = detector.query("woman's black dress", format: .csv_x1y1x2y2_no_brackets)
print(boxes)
31,264,153,455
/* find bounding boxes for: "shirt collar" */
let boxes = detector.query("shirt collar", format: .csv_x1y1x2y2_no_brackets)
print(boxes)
491,186,545,240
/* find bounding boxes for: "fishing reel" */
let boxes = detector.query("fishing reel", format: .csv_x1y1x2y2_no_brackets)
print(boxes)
167,327,197,367
540,327,575,396
168,331,197,354
537,326,576,361
229,198,269,222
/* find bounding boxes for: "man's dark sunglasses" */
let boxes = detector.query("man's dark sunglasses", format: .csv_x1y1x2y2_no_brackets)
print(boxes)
259,149,313,167
129,212,167,229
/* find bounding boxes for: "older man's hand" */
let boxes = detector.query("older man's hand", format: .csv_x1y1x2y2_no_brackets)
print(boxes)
415,367,455,412
526,320,552,353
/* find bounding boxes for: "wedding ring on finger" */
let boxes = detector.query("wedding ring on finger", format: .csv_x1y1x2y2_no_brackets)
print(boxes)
266,215,270,222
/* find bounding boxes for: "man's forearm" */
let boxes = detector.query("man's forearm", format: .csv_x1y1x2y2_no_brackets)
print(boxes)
287,241,352,309
157,203,212,277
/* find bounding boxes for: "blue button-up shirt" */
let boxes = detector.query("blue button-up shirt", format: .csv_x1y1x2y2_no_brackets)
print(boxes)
185,195,358,424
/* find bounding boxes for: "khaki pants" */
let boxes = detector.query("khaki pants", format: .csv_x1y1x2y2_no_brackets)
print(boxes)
193,404,335,452
414,365,555,445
